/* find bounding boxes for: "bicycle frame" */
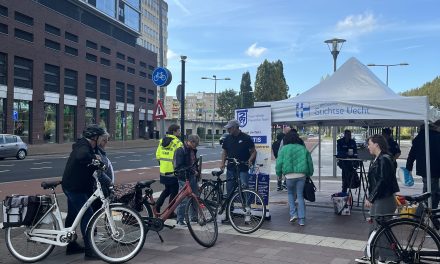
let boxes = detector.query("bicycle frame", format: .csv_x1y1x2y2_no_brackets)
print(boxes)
27,171,115,247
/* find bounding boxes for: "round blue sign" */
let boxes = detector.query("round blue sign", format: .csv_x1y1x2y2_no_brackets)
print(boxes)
152,67,172,87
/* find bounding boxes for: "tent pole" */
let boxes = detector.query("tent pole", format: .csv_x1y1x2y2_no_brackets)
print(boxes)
332,126,337,177
318,125,322,191
424,100,432,208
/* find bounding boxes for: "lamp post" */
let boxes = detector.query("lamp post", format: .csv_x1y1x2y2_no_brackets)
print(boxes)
201,75,231,148
325,38,346,178
180,55,187,142
367,63,409,86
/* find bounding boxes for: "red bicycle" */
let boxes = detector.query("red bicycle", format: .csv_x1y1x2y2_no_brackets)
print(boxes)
135,164,218,248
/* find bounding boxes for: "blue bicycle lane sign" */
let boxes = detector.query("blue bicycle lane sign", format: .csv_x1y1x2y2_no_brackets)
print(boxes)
152,67,172,87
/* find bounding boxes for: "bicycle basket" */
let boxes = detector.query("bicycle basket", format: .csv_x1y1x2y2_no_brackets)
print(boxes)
112,183,143,212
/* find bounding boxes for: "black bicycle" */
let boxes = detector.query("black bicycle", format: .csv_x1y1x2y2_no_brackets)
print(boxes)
369,192,440,264
199,157,266,234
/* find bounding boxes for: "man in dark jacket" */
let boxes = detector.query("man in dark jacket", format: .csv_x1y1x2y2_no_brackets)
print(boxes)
62,124,105,259
406,121,440,209
272,132,286,191
337,129,358,193
175,134,200,225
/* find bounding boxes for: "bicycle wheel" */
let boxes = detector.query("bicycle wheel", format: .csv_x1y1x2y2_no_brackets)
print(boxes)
5,212,58,263
370,218,440,264
87,204,146,263
185,197,218,248
199,182,220,210
228,189,266,234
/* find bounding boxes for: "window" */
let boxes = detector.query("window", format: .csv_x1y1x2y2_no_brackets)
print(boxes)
100,45,111,54
148,65,155,71
45,24,60,36
85,74,97,98
100,57,111,66
127,56,135,64
44,64,60,93
139,97,146,103
116,82,125,102
65,46,78,56
148,89,155,95
86,40,97,50
63,105,76,142
64,69,77,95
14,12,33,26
44,103,57,143
140,61,146,68
45,39,60,50
116,52,125,60
127,67,135,74
127,84,134,104
0,23,7,34
86,53,97,62
14,56,33,89
13,100,30,143
5,135,17,143
148,98,154,104
148,74,152,79
100,78,110,100
65,31,78,42
14,28,33,42
116,63,125,71
0,4,7,17
139,87,146,93
0,52,6,85
139,71,146,78
85,108,96,126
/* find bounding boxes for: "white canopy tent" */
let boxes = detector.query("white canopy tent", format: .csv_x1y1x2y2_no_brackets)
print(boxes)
256,57,433,205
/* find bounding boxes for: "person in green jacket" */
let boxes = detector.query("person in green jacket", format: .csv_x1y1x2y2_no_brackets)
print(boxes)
276,131,314,226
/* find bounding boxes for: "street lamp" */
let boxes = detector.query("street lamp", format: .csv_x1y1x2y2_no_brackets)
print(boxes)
324,38,346,178
367,63,409,86
201,75,231,148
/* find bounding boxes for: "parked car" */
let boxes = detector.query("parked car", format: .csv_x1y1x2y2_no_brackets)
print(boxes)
219,133,229,145
0,134,28,160
352,133,366,149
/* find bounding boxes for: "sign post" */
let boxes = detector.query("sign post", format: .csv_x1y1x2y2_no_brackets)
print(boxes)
152,67,172,138
153,100,167,120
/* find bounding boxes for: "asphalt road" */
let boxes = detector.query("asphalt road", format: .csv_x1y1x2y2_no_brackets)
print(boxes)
0,146,223,183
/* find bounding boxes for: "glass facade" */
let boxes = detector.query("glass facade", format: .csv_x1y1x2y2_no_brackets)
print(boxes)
13,100,30,143
124,5,140,31
44,103,57,143
14,56,33,89
96,0,116,17
0,52,6,85
63,105,76,142
99,108,109,130
126,111,133,140
85,107,96,125
115,110,123,140
0,98,5,133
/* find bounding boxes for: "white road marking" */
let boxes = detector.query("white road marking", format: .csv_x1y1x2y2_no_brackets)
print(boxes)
33,162,52,165
113,156,126,159
0,164,14,167
128,160,142,162
30,167,52,170
0,170,10,173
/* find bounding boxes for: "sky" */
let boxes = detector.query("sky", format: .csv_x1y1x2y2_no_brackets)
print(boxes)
163,0,440,98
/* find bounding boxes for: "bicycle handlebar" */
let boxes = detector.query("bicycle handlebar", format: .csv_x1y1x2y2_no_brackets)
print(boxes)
88,159,107,171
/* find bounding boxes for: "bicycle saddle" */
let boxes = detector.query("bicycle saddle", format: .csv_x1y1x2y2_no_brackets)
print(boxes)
211,170,224,177
41,180,62,190
404,192,430,203
136,180,156,189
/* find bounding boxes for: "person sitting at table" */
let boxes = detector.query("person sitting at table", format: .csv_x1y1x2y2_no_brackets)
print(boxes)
337,129,358,194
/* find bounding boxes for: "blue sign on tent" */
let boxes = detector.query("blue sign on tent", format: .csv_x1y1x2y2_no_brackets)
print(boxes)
152,67,172,87
13,111,18,121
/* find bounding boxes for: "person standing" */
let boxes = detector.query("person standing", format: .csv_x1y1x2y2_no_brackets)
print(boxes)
406,121,440,209
337,129,358,193
355,134,400,264
220,120,257,196
272,132,286,191
62,124,106,260
174,135,200,225
155,124,183,216
382,128,401,168
275,131,314,226
96,131,114,183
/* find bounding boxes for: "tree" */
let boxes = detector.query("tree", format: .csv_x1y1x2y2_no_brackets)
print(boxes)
401,76,440,108
217,89,239,121
240,71,254,108
254,59,289,102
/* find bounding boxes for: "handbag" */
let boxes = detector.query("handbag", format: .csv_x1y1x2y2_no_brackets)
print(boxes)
303,177,316,202
397,167,414,187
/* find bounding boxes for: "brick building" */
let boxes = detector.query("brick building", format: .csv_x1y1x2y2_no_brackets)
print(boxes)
0,0,158,144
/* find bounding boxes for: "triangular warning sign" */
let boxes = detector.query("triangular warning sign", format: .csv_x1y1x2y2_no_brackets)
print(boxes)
153,100,167,120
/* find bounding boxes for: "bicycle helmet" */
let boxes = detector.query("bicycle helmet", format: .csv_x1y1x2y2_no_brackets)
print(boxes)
82,124,106,139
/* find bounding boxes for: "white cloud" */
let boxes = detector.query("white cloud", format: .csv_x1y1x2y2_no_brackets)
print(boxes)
245,43,267,58
336,12,377,37
167,49,178,60
172,0,191,15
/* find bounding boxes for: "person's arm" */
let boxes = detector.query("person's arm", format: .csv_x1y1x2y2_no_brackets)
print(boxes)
394,141,401,160
406,144,416,171
248,146,257,166
220,149,227,171
306,150,314,177
275,148,284,177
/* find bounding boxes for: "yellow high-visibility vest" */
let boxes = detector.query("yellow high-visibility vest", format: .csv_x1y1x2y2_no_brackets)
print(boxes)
156,135,183,176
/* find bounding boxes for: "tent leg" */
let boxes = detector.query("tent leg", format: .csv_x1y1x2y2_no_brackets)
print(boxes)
318,125,322,191
332,126,337,177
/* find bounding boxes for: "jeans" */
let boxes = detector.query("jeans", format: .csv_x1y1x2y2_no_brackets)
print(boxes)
177,177,198,223
64,190,94,249
286,177,306,220
226,169,249,196
422,177,440,209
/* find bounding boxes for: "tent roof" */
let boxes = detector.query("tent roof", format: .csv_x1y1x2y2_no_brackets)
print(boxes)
255,57,428,126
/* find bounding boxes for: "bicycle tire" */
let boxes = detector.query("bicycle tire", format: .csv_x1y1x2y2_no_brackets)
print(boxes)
228,189,266,234
370,218,440,264
185,197,218,248
199,182,221,211
87,204,146,263
5,212,58,263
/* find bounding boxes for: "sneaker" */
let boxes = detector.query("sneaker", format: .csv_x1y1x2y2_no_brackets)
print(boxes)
289,216,298,223
354,256,370,264
277,187,283,191
84,250,100,261
66,241,85,255
177,220,187,226
298,218,305,226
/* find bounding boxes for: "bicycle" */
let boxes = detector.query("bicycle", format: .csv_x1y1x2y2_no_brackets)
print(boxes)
4,160,146,263
199,157,266,234
135,164,218,248
369,192,440,264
